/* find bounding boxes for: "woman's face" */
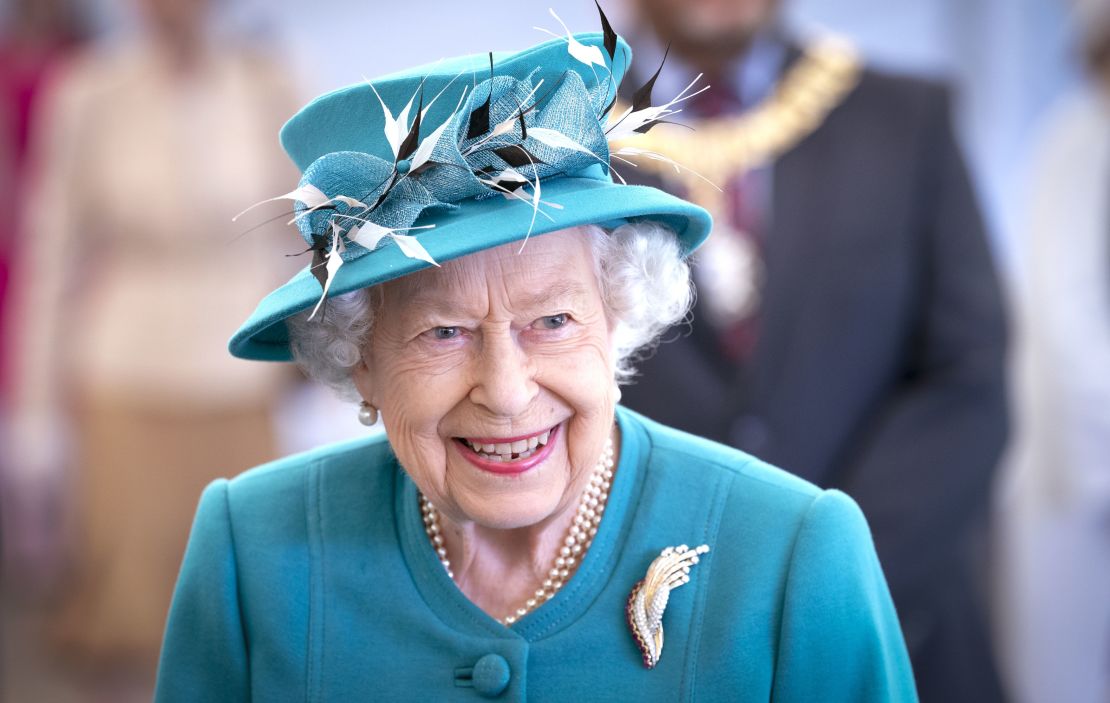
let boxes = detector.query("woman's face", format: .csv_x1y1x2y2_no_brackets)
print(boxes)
352,227,619,530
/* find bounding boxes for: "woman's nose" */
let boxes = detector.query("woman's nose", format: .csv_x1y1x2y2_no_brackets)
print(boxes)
468,333,537,417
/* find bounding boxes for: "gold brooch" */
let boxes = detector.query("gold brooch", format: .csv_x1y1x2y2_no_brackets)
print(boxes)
625,544,710,669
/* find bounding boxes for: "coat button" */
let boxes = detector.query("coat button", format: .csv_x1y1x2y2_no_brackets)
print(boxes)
472,653,511,698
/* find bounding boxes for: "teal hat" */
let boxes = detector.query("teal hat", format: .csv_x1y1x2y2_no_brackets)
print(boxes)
230,17,712,362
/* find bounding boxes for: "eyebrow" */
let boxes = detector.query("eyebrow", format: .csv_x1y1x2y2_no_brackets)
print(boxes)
402,279,591,319
510,280,592,311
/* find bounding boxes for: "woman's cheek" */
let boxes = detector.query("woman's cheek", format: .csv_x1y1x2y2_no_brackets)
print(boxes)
383,406,449,498
542,333,615,392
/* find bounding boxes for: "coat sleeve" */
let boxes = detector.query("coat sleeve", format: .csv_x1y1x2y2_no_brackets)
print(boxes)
155,480,250,702
771,490,918,702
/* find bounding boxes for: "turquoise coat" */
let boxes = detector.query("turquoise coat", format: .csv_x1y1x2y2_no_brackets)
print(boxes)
156,407,917,701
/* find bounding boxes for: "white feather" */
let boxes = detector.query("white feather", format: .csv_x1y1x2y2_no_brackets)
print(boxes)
232,183,330,222
605,74,709,142
347,222,392,251
528,127,603,160
390,233,439,266
410,87,469,172
331,195,367,209
347,222,435,251
307,227,345,321
613,146,722,191
545,8,606,68
367,79,418,159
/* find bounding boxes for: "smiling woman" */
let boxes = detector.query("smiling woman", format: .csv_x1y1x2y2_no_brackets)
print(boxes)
154,11,917,703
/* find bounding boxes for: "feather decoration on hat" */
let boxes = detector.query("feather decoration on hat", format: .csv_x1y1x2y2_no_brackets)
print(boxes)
234,2,715,319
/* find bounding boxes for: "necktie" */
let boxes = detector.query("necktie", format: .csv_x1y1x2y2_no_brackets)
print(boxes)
689,74,766,363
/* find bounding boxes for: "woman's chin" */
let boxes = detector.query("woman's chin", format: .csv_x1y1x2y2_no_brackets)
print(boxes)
454,490,564,531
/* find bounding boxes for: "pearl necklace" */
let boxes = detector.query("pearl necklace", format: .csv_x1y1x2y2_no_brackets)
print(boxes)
419,436,615,625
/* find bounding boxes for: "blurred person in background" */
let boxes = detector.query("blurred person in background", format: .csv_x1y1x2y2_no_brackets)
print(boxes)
993,1,1110,701
616,0,1009,700
1,0,300,690
0,0,86,405
0,0,88,598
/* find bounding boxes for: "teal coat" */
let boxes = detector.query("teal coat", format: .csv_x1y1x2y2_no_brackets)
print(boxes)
156,407,917,701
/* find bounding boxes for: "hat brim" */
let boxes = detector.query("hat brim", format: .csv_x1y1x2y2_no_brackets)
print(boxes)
229,178,710,361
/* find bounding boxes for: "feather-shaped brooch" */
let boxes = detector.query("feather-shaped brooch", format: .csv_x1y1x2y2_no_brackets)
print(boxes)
626,544,710,669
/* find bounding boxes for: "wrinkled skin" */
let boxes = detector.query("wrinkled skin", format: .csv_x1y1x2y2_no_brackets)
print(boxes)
352,227,621,617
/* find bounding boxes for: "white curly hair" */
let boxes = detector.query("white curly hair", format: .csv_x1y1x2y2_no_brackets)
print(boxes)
286,222,693,399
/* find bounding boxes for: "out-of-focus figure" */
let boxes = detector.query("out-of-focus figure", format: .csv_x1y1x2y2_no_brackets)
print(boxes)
617,0,1009,700
993,2,1110,701
0,0,87,604
0,0,85,415
2,0,300,684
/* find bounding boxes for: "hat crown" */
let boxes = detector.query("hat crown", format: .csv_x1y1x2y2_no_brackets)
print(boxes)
281,33,630,173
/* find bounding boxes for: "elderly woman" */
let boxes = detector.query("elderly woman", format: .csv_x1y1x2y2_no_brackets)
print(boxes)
156,19,916,703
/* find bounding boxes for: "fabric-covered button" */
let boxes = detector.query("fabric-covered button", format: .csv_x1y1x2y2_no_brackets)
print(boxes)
472,653,511,698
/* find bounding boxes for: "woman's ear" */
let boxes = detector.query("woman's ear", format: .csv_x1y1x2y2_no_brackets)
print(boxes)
350,286,383,406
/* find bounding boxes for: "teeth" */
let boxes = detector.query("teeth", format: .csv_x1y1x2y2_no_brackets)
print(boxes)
463,428,554,461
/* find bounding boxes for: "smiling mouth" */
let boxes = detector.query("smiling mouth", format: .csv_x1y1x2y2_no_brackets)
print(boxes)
456,427,555,463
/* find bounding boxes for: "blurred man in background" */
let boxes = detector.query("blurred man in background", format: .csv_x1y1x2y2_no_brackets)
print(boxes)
993,2,1110,700
618,0,1008,700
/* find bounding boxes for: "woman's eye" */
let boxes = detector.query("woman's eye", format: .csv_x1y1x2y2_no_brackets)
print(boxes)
432,326,459,340
537,314,568,330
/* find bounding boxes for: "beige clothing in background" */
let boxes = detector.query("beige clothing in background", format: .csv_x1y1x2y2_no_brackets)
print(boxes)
6,40,302,661
993,90,1110,703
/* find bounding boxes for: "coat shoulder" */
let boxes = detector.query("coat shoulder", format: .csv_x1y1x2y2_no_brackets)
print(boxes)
223,433,395,524
627,408,823,518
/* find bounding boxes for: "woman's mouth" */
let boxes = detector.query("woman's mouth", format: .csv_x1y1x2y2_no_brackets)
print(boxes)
454,425,559,474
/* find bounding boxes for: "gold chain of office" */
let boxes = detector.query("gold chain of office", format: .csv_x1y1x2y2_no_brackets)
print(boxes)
611,35,863,212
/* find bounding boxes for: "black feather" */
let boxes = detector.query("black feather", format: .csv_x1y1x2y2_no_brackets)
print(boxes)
521,71,570,116
631,43,670,113
637,118,690,133
595,0,618,61
365,172,398,212
601,92,618,118
308,233,330,289
396,85,424,161
410,159,442,177
515,95,528,141
477,164,528,184
466,53,495,139
493,144,545,169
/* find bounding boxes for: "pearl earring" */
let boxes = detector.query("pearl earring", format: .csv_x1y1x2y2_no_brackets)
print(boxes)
358,401,378,426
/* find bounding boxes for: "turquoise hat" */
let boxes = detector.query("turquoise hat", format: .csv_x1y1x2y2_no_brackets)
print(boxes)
230,20,712,362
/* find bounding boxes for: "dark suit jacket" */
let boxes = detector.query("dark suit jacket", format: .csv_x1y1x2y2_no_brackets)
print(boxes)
621,55,1008,703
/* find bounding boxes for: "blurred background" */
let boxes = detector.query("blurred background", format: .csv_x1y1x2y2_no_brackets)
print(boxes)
0,0,1104,701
